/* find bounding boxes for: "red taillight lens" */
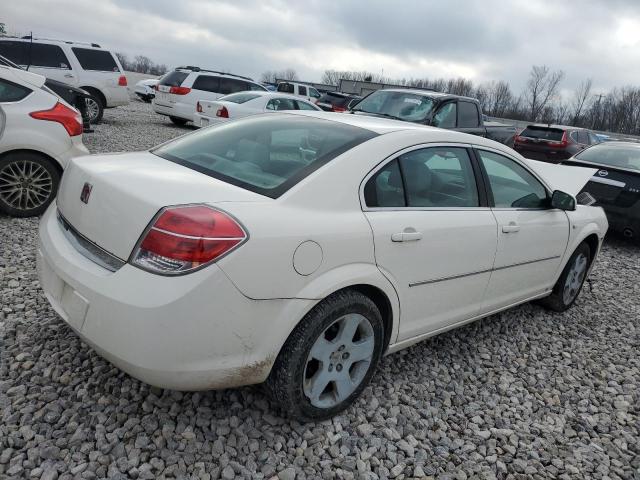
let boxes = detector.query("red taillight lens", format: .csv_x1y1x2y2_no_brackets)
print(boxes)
216,106,229,118
332,106,346,112
514,135,526,144
131,205,247,274
118,75,128,86
196,101,203,113
30,102,83,137
549,132,569,148
169,86,191,95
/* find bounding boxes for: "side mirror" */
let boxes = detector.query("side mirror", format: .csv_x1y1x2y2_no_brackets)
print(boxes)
550,190,576,211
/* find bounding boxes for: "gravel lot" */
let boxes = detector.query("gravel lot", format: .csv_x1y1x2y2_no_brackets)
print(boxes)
1,100,639,480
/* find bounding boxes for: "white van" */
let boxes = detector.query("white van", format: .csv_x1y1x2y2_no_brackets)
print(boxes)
0,36,129,123
276,82,322,104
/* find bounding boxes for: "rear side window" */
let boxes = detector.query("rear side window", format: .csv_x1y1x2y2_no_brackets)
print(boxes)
192,75,220,92
0,41,29,65
458,101,480,128
72,48,120,72
152,115,377,198
298,85,307,96
218,92,260,104
277,83,294,94
520,126,564,141
577,130,589,144
364,160,405,207
296,100,318,111
219,78,248,95
159,71,189,87
30,44,71,69
266,98,297,111
0,79,32,102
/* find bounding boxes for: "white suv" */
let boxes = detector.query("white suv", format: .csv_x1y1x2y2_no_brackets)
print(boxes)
276,81,322,104
152,66,267,125
0,36,129,123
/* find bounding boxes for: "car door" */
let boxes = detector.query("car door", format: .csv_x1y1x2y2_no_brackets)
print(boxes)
26,43,78,86
476,148,569,311
362,145,498,341
456,101,485,137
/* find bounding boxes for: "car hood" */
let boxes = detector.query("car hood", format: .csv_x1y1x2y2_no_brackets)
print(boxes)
524,159,598,196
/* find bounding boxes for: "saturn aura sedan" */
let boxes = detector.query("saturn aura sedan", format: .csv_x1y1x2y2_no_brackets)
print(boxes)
37,112,607,420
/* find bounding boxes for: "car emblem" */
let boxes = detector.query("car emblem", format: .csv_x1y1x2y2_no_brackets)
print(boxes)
80,182,93,204
598,170,608,177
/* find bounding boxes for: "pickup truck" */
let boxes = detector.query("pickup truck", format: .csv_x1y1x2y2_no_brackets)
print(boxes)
350,88,518,147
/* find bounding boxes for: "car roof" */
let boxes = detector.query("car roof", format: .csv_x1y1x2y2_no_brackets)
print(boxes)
376,88,477,102
0,37,106,50
586,140,640,148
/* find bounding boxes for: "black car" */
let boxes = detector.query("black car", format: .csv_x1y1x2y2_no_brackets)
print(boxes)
562,141,640,240
316,92,362,112
514,125,600,163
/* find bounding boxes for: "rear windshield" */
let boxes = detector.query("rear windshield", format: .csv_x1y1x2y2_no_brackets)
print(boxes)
319,92,350,107
219,92,261,104
575,143,640,172
352,90,434,122
520,126,564,141
152,115,377,198
159,71,188,87
72,48,120,72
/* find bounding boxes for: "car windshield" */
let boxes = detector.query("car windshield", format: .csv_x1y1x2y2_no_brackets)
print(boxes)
352,90,434,122
575,143,640,171
152,115,377,198
219,92,261,104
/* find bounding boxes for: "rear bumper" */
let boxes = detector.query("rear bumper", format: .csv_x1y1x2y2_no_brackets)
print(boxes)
194,113,228,128
514,146,571,163
152,100,194,122
37,203,311,390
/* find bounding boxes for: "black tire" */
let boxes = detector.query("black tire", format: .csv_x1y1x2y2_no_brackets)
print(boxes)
538,242,591,312
169,116,189,126
85,94,104,124
0,152,61,217
265,290,384,422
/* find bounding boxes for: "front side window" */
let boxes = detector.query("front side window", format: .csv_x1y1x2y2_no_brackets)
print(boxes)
364,147,479,208
153,115,377,198
309,88,321,98
577,130,589,144
30,44,71,69
432,102,457,128
72,48,119,72
458,101,480,128
266,98,297,111
352,90,434,122
478,150,548,208
192,75,221,93
0,79,32,102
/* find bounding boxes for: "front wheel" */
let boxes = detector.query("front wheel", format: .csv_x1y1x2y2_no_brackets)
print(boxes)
265,290,384,421
538,242,591,312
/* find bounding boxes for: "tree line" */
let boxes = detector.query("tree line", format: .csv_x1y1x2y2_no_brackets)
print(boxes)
115,52,167,76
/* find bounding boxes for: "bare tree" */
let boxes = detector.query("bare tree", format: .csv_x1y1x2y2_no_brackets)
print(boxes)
261,69,298,83
133,55,152,74
524,65,565,121
570,78,593,125
115,52,131,71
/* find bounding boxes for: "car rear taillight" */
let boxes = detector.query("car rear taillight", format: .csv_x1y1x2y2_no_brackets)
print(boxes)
169,86,191,95
131,205,247,275
514,135,527,144
332,106,346,112
196,101,203,113
118,75,128,86
548,132,568,148
30,102,83,137
216,106,229,118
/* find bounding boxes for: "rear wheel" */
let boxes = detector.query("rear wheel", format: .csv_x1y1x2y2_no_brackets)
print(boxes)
538,242,591,312
85,94,104,124
265,290,384,421
0,152,60,217
169,116,189,126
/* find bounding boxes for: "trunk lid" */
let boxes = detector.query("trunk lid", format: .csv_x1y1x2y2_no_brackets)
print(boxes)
57,152,264,260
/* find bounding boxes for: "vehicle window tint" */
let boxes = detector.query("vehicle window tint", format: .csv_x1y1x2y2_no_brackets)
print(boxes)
218,92,260,104
0,78,32,102
309,88,321,98
458,101,480,128
277,83,294,94
577,130,589,144
432,102,457,128
298,85,307,96
399,147,479,207
520,126,564,141
364,160,405,208
219,78,247,95
266,98,297,111
153,115,377,198
0,41,29,65
159,71,188,87
296,100,318,111
192,75,221,93
29,44,71,69
575,144,640,171
478,150,548,208
71,48,119,72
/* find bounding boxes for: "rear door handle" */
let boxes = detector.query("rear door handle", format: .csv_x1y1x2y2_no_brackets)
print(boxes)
391,229,423,242
502,222,520,233
64,73,74,78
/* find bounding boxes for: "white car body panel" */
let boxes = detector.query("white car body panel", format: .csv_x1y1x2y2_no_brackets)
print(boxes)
37,112,608,390
134,78,158,98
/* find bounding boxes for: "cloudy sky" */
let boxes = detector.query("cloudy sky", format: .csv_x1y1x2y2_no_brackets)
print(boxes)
4,0,640,93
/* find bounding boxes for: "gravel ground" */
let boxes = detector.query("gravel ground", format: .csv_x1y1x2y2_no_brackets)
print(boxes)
1,100,639,480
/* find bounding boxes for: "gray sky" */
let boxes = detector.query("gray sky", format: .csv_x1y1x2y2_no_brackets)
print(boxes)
4,0,640,93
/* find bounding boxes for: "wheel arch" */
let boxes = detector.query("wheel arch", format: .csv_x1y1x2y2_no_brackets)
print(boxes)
80,86,106,107
0,149,63,176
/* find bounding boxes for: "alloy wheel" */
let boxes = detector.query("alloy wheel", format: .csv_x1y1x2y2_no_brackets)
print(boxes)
85,97,100,122
563,253,588,305
303,313,375,409
0,160,53,212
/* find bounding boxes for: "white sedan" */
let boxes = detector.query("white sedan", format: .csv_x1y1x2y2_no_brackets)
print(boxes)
194,90,320,128
0,65,88,217
37,112,607,420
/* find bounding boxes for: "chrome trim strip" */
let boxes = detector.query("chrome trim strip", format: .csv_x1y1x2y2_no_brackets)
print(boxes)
589,176,626,188
56,211,126,272
151,226,245,241
409,255,561,287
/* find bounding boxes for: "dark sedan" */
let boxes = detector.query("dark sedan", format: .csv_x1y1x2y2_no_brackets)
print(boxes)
562,141,640,240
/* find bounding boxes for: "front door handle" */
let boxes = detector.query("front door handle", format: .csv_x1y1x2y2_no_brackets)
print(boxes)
502,222,520,233
391,228,423,242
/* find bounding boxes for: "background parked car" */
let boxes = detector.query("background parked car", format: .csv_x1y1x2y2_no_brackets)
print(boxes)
351,89,518,146
316,91,362,112
562,141,640,240
134,78,158,102
0,36,129,124
276,81,322,103
195,91,320,127
513,125,601,162
152,66,267,125
0,65,88,216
